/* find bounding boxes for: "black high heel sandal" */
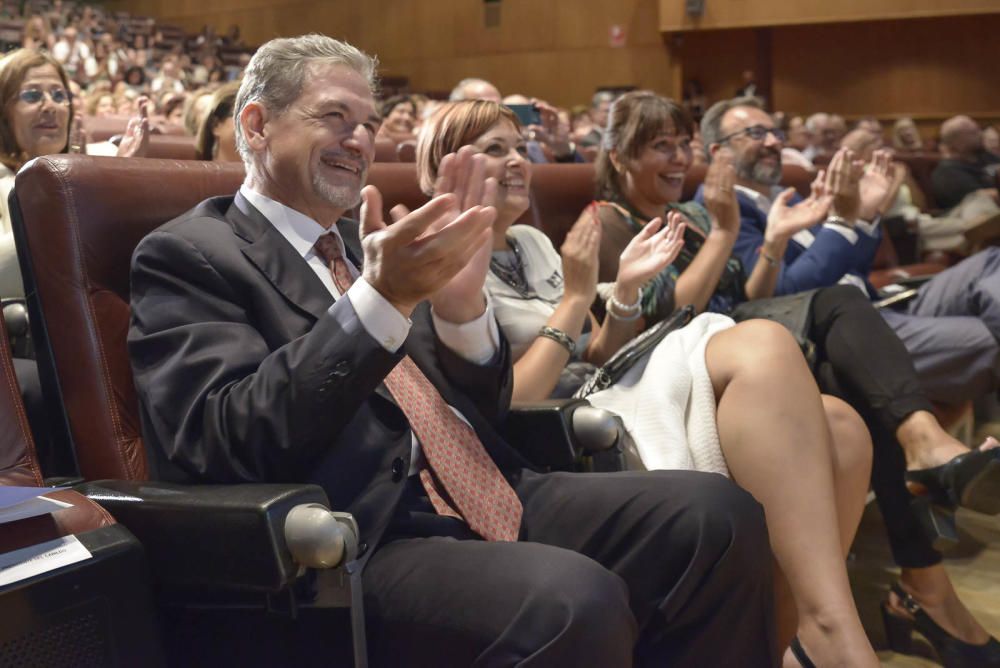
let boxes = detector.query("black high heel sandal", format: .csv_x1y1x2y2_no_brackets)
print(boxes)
906,449,1000,515
881,582,1000,668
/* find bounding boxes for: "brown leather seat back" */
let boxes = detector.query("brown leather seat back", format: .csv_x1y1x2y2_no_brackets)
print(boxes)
12,156,246,481
374,137,399,163
530,163,596,249
0,317,42,488
144,134,198,160
0,314,115,549
363,163,429,220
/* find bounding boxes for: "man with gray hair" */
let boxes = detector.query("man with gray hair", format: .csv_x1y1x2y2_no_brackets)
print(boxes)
698,96,1000,405
579,89,615,149
129,34,776,666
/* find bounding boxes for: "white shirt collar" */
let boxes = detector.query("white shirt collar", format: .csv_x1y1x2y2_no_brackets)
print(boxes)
238,184,346,261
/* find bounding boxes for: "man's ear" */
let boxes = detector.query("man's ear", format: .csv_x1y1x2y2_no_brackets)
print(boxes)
240,101,267,152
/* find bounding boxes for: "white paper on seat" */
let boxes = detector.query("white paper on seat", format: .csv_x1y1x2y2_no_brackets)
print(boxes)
0,487,71,525
0,535,93,586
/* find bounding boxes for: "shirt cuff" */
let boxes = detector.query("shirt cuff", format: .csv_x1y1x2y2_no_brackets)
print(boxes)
823,222,859,244
431,292,500,365
340,278,411,352
856,217,880,236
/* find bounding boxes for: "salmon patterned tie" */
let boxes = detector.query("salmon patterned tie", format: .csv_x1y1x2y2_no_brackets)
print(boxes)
314,233,522,541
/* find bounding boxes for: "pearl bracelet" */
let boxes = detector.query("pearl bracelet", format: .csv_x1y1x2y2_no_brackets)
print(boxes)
608,287,641,314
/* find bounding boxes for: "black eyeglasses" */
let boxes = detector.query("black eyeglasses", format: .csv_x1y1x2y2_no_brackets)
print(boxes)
718,125,786,144
18,87,71,106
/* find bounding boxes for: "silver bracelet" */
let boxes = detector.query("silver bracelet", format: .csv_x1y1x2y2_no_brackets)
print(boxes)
538,326,576,354
607,287,642,314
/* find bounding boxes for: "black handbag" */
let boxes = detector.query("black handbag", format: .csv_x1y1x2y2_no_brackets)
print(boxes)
575,305,695,398
730,289,819,369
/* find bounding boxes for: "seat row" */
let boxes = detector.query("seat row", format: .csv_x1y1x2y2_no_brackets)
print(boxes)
0,155,629,666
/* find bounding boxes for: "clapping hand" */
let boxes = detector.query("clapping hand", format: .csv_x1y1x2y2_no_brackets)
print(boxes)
702,153,740,236
116,95,150,158
826,147,864,222
560,205,603,305
858,148,893,220
766,169,833,242
615,211,686,291
360,146,498,320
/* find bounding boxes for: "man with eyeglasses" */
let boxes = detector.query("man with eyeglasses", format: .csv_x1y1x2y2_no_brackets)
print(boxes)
698,95,1000,407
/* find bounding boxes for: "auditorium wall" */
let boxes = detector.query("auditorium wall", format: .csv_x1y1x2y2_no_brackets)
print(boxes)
660,0,1000,31
105,0,679,107
673,14,1000,136
109,0,1000,132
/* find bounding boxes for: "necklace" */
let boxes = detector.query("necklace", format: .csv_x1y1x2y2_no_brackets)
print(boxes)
490,235,535,298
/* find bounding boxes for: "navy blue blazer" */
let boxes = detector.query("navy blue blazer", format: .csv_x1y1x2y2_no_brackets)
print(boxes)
695,185,881,298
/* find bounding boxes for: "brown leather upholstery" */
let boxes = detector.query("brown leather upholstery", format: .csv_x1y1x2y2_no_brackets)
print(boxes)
0,317,43,488
13,156,246,481
364,162,429,220
530,163,596,248
0,314,115,553
396,141,417,163
374,137,399,163
84,116,187,143
144,134,197,160
84,115,132,142
359,162,817,251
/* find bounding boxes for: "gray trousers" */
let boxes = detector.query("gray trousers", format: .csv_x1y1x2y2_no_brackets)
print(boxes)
880,247,1000,403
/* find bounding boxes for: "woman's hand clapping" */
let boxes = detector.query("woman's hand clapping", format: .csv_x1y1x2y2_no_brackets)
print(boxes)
560,205,602,305
116,95,151,158
702,153,740,236
615,211,686,292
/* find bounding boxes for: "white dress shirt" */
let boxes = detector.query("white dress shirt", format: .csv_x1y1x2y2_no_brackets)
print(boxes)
238,185,501,474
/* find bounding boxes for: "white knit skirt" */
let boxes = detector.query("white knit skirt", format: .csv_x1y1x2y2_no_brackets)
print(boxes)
587,313,735,477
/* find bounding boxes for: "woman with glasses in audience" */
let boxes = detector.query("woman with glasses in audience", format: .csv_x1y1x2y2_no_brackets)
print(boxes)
0,48,148,473
194,81,239,162
590,90,999,667
417,99,880,668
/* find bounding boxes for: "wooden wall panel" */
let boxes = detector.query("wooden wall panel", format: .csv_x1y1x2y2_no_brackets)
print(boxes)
661,0,1000,32
106,0,677,107
673,14,1000,128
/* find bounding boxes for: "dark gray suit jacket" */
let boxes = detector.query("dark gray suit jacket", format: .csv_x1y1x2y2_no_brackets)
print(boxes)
128,193,525,547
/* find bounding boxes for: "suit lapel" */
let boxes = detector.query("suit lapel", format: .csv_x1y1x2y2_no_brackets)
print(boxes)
228,194,333,322
229,198,398,404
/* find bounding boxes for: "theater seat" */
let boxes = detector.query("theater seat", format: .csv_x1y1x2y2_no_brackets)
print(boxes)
0,316,162,666
143,134,197,160
9,155,627,666
374,137,398,162
10,156,368,665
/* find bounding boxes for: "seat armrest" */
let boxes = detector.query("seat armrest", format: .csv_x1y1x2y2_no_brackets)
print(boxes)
77,480,337,594
506,399,626,471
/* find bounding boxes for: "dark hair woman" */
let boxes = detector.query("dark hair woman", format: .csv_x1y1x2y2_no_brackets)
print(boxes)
591,90,1000,667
